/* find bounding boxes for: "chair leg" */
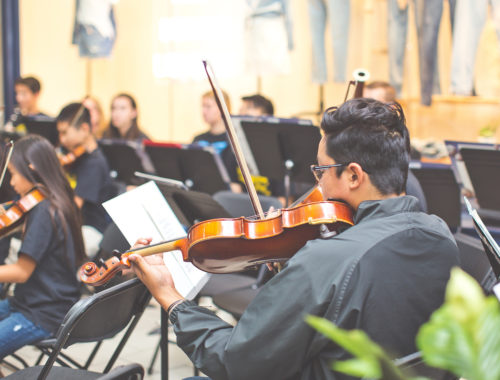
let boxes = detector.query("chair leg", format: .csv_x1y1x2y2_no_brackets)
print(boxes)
83,341,103,369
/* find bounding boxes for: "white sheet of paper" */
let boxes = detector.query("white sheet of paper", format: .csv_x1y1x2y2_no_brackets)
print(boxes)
103,181,210,299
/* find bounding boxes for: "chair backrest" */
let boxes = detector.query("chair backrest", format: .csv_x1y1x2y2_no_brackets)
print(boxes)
213,190,283,218
39,278,151,379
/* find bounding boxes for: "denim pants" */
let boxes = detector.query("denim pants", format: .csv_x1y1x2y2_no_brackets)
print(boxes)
388,0,455,104
451,0,500,95
308,0,350,83
0,299,51,359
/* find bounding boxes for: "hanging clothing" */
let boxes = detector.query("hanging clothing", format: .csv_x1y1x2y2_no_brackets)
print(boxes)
72,0,118,58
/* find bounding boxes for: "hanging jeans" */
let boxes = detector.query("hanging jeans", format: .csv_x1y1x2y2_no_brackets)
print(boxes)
451,0,500,95
308,0,350,84
388,0,455,105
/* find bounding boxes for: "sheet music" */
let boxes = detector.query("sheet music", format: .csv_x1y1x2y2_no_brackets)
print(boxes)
103,181,210,299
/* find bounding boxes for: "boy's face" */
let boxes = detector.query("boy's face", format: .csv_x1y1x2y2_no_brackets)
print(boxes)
57,121,87,151
15,84,38,114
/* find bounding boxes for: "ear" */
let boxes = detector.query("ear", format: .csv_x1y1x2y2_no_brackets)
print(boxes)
80,122,91,134
345,163,365,190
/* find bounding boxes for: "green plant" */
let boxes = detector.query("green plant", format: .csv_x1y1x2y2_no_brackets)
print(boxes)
306,268,500,380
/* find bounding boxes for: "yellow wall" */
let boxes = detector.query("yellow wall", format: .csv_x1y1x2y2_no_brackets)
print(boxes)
19,0,500,143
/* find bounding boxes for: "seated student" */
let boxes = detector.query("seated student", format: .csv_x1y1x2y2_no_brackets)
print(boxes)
129,98,460,380
0,135,85,360
239,94,274,116
3,76,50,134
363,80,428,212
57,103,112,257
101,93,149,142
193,90,241,192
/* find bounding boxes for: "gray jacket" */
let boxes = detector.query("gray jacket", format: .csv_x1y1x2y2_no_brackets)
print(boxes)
170,196,460,380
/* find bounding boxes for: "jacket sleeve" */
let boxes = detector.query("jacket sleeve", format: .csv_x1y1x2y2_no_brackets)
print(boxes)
171,240,358,380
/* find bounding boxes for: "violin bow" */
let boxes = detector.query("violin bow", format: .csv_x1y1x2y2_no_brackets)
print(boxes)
203,61,265,219
0,141,14,189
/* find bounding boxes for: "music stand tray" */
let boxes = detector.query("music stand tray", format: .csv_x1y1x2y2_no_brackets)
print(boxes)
144,141,230,195
232,117,320,184
99,139,148,184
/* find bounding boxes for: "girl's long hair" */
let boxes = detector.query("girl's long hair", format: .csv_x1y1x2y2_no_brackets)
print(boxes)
11,135,86,267
103,93,143,140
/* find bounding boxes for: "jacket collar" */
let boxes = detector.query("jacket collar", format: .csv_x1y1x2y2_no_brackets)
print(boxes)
354,195,420,224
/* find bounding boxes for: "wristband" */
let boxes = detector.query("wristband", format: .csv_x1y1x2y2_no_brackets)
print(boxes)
167,299,184,316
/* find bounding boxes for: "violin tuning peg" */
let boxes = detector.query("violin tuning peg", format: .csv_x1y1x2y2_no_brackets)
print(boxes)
98,258,109,270
112,249,121,259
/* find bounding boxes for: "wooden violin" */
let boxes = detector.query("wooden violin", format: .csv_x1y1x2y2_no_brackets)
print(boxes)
79,61,354,286
57,146,86,167
0,188,45,238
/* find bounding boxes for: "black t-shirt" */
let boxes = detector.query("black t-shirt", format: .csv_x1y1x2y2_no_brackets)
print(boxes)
10,200,81,333
67,148,112,233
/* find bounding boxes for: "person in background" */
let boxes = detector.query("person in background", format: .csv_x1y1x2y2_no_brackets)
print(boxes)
102,93,149,141
193,90,241,192
0,135,84,362
4,76,49,133
239,94,274,116
57,103,112,257
82,96,106,138
363,80,428,212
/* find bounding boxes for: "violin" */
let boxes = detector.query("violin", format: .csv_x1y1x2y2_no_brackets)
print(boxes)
79,61,354,286
57,146,86,167
0,188,45,238
0,141,45,238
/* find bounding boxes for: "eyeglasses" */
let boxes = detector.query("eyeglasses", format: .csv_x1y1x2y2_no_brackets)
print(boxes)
310,163,346,182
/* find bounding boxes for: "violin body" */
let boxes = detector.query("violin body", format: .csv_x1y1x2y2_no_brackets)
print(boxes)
0,188,45,238
58,146,86,167
80,200,353,285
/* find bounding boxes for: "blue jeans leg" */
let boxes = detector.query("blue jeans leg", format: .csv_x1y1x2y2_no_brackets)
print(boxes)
0,299,51,359
387,0,409,97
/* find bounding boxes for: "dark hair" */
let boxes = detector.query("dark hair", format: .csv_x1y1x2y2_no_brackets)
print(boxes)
364,81,397,103
56,102,91,129
103,93,143,140
11,135,86,267
320,98,410,195
241,94,274,116
14,76,41,94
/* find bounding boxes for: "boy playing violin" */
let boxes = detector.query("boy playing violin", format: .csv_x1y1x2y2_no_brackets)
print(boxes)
129,99,460,380
57,103,112,256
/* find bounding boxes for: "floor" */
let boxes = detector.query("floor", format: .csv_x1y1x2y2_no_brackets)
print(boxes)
1,297,237,380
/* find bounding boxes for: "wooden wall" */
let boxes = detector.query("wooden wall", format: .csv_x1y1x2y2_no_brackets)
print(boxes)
17,0,500,143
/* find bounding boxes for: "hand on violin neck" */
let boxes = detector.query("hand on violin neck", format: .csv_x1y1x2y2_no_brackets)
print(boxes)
128,238,183,309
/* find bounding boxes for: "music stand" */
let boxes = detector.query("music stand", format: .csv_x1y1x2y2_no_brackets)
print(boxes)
460,148,500,225
24,118,59,146
409,161,461,230
98,139,149,184
231,116,320,201
465,197,500,279
144,141,230,195
133,173,231,380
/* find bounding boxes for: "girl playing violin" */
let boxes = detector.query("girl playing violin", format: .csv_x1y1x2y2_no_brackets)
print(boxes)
0,135,85,359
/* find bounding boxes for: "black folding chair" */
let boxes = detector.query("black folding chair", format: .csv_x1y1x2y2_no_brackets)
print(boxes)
4,362,145,380
4,278,151,379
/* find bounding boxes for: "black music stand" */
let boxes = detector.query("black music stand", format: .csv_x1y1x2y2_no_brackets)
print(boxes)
144,141,230,195
135,175,231,380
233,117,320,200
460,148,500,225
465,197,500,279
99,139,150,184
1,118,59,146
409,162,462,230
